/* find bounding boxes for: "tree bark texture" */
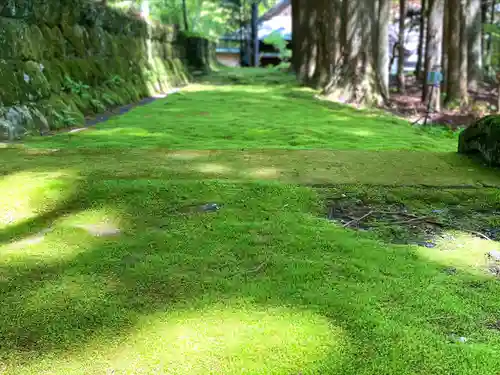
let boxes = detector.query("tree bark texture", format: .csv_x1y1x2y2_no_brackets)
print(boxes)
291,0,318,83
398,0,407,92
323,0,383,106
424,0,444,112
459,0,468,104
485,0,497,75
377,0,390,99
182,0,189,31
468,0,483,90
416,0,427,79
291,0,301,73
441,0,449,93
313,0,341,88
446,0,461,105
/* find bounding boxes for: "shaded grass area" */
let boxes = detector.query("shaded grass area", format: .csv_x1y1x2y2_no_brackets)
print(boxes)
1,68,500,374
1,147,499,187
321,185,500,252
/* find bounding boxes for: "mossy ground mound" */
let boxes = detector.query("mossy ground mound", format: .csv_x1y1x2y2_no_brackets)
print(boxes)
1,69,500,374
459,115,500,165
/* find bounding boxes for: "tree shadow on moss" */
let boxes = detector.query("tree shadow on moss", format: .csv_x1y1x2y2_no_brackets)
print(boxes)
0,170,500,373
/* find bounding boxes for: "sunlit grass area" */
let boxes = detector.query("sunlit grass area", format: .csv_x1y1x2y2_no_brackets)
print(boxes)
1,68,500,374
25,77,458,152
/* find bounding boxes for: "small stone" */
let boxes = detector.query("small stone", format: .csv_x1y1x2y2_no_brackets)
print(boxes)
199,203,220,212
416,241,437,248
487,250,500,262
486,228,500,240
488,265,500,276
441,234,456,241
448,334,467,344
443,267,457,275
74,223,121,237
486,320,500,330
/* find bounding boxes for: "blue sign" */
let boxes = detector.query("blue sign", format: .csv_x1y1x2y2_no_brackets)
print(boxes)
427,71,443,87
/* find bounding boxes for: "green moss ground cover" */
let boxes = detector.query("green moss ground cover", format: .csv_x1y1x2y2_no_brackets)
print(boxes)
1,68,500,374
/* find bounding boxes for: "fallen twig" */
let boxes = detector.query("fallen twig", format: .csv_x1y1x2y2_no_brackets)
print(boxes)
371,215,431,226
387,216,432,226
247,261,267,274
423,315,454,322
343,211,373,228
375,210,420,218
228,261,268,278
463,230,491,241
372,216,492,241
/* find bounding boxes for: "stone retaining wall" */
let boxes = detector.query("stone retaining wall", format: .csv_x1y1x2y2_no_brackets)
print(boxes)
0,0,190,139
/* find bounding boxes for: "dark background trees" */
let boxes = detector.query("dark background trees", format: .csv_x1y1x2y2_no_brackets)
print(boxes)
290,0,500,115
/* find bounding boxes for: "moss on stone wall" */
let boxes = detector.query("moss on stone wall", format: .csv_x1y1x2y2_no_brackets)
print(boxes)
183,34,218,72
0,0,200,140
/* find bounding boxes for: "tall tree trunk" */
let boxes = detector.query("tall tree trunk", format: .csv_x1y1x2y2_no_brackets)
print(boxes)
251,2,259,66
416,0,427,80
424,0,444,112
377,0,391,99
459,0,469,104
323,0,383,106
304,3,318,85
442,0,449,93
292,0,318,83
485,0,497,76
398,0,407,92
291,0,301,73
446,0,461,105
313,0,341,88
182,0,189,31
468,0,483,90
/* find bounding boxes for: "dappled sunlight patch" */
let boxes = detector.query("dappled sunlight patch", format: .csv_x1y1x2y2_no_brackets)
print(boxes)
0,171,77,228
73,223,121,237
0,208,124,264
60,208,124,237
0,230,97,267
416,230,500,276
7,233,47,249
22,148,61,155
73,304,346,375
345,129,376,137
87,127,165,138
181,84,221,93
194,163,233,175
245,167,281,179
166,150,210,160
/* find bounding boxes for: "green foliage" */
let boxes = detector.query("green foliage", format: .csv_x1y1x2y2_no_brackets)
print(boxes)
51,107,80,127
483,23,500,75
104,75,125,87
90,98,106,113
139,0,282,40
154,0,233,40
101,92,117,106
62,76,90,97
263,31,291,62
